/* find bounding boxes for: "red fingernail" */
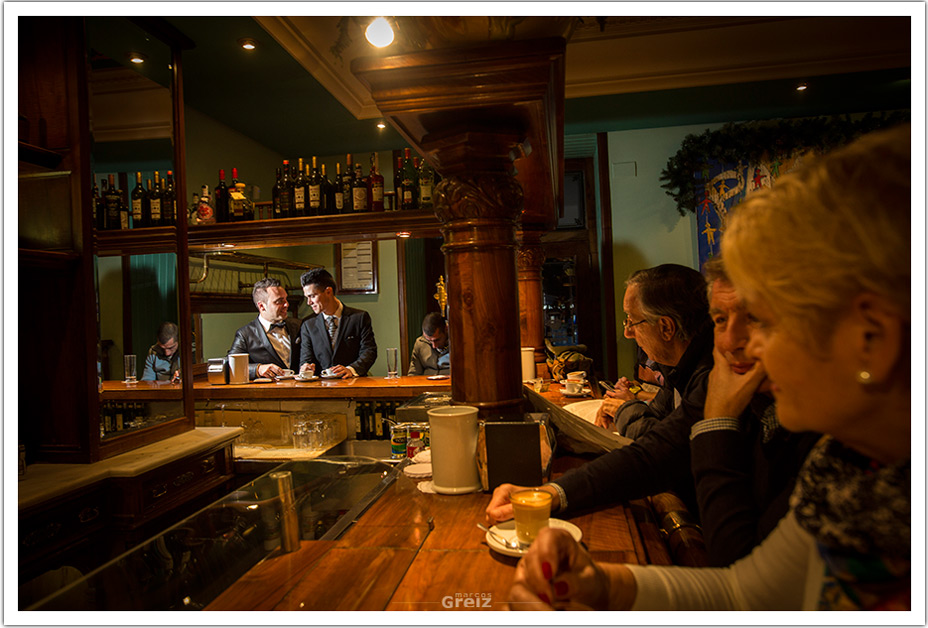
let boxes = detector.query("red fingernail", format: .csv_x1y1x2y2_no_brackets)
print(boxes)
554,581,569,596
542,561,553,580
538,593,551,605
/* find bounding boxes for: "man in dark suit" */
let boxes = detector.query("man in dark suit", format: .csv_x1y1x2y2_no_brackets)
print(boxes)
299,268,377,378
228,277,302,380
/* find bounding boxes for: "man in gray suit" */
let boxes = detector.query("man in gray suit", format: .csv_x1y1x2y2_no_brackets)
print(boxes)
299,268,377,378
228,277,302,380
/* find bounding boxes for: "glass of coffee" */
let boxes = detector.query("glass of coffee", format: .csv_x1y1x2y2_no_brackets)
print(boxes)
511,489,553,547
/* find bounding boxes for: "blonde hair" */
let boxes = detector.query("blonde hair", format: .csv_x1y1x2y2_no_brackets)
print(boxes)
721,124,911,356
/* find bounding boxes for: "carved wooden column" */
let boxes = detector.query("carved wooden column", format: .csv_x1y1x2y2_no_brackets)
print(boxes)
517,231,547,370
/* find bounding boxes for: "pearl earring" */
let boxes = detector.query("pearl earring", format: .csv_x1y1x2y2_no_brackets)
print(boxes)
857,370,872,383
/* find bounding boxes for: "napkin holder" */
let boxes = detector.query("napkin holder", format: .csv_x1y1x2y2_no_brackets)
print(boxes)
477,418,553,491
207,357,229,385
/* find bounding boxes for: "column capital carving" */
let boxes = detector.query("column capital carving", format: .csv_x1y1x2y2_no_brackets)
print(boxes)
434,175,523,224
517,244,546,272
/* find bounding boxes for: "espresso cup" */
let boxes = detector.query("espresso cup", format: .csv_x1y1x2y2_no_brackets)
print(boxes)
511,489,553,547
281,369,294,377
563,379,583,394
567,370,586,381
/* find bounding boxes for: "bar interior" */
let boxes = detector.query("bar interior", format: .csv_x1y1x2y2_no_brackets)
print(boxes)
14,9,917,616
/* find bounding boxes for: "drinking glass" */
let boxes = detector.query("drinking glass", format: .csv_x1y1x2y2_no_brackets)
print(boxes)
123,354,137,384
386,347,398,379
511,489,553,547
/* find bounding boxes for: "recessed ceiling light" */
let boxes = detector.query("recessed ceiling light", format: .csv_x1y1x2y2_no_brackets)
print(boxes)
396,231,412,238
376,121,386,129
796,83,808,91
128,52,146,64
239,38,257,51
365,17,395,48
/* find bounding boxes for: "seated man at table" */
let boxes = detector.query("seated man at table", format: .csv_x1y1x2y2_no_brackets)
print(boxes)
228,277,302,380
141,321,181,382
408,312,451,376
488,259,819,566
299,268,377,378
597,264,713,440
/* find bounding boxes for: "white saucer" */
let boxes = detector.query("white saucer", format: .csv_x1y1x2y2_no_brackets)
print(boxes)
275,374,295,381
561,388,592,398
320,373,342,380
403,463,433,478
294,375,319,382
485,519,583,557
427,375,449,380
252,377,273,383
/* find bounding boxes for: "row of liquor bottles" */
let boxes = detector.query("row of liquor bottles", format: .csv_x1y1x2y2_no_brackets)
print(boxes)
99,400,175,436
94,171,179,230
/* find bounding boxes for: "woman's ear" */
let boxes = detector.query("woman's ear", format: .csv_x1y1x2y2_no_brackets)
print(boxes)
853,292,906,385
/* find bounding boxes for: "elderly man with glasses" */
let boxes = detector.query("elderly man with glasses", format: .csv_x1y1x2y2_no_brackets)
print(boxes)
596,264,714,439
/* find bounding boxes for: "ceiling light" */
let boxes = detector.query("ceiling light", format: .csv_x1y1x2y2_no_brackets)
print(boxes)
796,83,808,91
365,17,394,48
376,121,386,129
239,38,257,51
128,52,146,64
396,231,412,238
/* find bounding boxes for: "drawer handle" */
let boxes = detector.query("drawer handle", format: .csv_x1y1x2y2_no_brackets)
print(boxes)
173,471,195,487
200,458,216,474
151,484,168,500
78,506,100,523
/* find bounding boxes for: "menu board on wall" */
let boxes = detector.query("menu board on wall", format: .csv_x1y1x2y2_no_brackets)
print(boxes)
335,241,378,294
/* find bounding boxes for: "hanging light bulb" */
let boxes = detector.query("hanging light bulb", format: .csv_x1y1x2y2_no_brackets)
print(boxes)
365,17,395,48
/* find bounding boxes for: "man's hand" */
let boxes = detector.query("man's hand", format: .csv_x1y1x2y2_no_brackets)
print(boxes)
257,363,284,378
606,377,638,402
328,365,352,378
300,363,316,377
486,484,560,525
704,344,767,419
594,397,624,429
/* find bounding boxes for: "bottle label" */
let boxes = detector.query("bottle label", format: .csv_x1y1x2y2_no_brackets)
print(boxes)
403,189,413,203
231,199,243,216
372,183,384,202
335,192,344,211
150,199,162,220
120,211,129,229
353,187,368,211
309,185,321,207
420,184,432,203
294,188,305,210
132,199,143,220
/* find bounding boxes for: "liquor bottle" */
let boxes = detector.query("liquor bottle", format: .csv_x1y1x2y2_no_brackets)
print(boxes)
234,182,253,222
149,171,163,227
333,162,345,213
307,156,323,216
401,148,418,210
321,163,334,215
418,158,435,209
131,171,147,228
351,163,368,212
293,157,308,217
272,166,282,219
368,153,385,211
340,154,354,213
92,176,100,229
228,168,242,221
278,161,293,219
228,180,246,222
215,169,229,223
394,155,404,210
197,184,216,224
163,170,177,225
104,174,124,230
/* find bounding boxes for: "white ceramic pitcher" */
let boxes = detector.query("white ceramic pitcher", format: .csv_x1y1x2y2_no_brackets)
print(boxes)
427,405,482,494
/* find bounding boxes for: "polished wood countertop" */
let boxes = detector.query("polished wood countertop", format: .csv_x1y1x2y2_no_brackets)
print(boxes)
205,457,664,611
192,375,451,400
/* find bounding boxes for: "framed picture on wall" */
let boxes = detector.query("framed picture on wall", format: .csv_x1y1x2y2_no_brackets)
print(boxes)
335,241,378,294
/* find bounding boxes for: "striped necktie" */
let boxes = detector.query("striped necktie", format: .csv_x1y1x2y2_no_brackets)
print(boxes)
325,316,338,348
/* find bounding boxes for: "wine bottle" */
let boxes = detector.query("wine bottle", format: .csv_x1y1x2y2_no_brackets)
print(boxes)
321,163,334,215
150,171,163,226
308,156,323,216
351,163,368,212
92,176,100,229
333,162,345,213
418,158,435,209
394,155,404,211
104,174,123,230
341,154,354,213
278,161,293,219
368,152,384,211
401,148,418,210
163,170,177,225
215,169,229,223
272,166,282,219
293,157,308,217
131,171,147,228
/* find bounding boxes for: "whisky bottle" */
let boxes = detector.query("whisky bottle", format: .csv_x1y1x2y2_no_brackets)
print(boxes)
351,163,368,212
321,163,334,215
197,184,216,224
418,158,435,209
163,170,177,225
150,171,163,226
278,161,293,219
333,162,345,213
215,169,229,223
368,152,384,211
293,157,308,217
131,171,147,228
308,156,323,216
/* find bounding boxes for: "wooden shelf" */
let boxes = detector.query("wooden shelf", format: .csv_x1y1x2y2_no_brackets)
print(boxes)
18,141,64,169
19,248,81,267
187,209,442,251
94,226,179,256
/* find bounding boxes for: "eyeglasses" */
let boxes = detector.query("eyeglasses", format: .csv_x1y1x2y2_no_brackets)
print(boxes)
623,316,649,329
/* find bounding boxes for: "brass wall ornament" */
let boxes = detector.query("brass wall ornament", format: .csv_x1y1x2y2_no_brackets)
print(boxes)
434,275,448,315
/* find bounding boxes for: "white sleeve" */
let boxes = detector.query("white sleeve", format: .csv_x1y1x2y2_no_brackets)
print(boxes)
627,511,819,610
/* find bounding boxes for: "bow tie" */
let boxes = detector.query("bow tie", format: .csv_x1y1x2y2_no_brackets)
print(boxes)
269,322,287,330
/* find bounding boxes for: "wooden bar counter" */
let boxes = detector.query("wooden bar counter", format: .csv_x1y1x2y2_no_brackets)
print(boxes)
191,375,451,401
206,458,651,611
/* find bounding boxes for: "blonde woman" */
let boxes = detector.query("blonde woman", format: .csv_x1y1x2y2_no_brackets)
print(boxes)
508,125,911,611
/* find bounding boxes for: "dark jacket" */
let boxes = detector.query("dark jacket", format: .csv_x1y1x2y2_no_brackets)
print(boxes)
299,305,377,376
228,317,302,380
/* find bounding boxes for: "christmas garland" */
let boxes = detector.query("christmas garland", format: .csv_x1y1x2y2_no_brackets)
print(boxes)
659,112,910,216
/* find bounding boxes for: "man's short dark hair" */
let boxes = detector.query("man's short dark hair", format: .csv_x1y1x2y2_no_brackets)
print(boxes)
156,321,178,344
422,312,446,335
626,264,709,342
702,257,731,300
300,268,336,293
253,277,282,308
